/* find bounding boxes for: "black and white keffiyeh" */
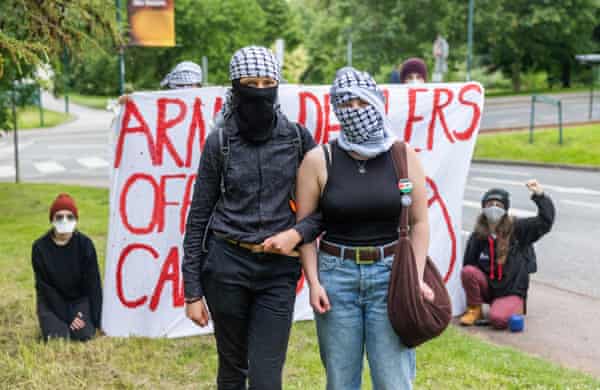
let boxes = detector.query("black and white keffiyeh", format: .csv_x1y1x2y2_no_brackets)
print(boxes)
330,67,396,158
229,46,281,82
160,61,203,89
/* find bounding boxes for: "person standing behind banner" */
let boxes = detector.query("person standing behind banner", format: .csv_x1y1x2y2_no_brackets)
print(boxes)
117,60,204,105
31,193,103,342
460,181,555,329
292,67,432,389
400,57,428,84
182,46,320,390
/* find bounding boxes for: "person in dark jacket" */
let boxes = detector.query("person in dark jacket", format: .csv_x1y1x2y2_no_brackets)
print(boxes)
32,193,103,341
182,46,320,390
400,57,428,84
460,180,555,329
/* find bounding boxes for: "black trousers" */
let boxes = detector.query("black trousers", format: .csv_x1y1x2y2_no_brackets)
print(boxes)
37,296,95,342
202,237,301,390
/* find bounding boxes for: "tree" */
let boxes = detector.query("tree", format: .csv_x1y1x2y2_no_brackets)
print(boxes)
477,0,598,91
0,0,118,129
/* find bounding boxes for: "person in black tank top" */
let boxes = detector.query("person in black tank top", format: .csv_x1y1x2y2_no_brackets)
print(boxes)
286,68,433,390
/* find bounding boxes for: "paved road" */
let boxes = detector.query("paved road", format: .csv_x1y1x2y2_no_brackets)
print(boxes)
1,93,600,300
0,92,113,187
482,91,599,130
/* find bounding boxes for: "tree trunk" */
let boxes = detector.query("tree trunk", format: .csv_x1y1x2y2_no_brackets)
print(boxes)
511,62,521,92
561,61,571,88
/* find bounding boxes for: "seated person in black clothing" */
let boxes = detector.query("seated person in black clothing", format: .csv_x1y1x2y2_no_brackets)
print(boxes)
31,193,103,341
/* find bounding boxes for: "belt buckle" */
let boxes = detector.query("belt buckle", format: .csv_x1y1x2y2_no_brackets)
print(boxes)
355,247,375,265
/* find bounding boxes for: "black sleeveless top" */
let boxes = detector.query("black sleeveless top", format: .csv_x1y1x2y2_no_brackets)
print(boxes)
320,142,402,246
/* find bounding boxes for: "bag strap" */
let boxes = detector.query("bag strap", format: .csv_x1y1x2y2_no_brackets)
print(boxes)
218,126,230,196
390,142,410,238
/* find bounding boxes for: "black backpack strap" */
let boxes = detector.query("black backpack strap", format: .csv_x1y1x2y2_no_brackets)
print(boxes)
288,123,304,205
201,125,228,253
322,144,331,171
218,126,230,196
293,123,303,167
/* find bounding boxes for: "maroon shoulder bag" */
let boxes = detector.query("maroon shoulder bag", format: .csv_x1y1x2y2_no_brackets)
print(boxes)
387,141,452,348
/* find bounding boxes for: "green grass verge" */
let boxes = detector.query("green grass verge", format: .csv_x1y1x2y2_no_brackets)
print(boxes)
485,86,590,97
1,183,599,389
474,124,600,166
13,106,73,130
67,93,115,110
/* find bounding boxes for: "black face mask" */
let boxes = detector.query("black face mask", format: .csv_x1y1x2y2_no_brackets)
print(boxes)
232,80,278,143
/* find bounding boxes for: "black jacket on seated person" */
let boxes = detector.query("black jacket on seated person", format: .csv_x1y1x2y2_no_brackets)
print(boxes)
32,231,102,339
463,193,555,300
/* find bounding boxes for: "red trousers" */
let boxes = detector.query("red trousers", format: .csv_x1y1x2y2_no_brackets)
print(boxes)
461,265,524,329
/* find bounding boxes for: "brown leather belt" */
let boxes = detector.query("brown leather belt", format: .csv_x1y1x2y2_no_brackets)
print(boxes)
215,233,300,257
319,241,397,264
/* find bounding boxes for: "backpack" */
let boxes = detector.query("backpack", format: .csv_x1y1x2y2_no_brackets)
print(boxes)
200,121,304,252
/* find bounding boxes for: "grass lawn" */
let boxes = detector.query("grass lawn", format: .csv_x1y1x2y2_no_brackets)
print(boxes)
12,106,73,130
66,93,115,110
1,183,599,389
474,124,600,167
485,86,590,97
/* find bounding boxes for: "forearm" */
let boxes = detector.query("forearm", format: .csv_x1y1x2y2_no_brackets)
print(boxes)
410,219,430,281
300,243,320,287
293,211,323,244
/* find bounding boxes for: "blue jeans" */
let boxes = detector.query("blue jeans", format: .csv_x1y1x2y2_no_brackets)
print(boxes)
315,250,416,390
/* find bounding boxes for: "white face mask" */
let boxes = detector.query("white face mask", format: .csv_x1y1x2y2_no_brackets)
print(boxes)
483,206,506,224
53,220,77,234
407,79,424,85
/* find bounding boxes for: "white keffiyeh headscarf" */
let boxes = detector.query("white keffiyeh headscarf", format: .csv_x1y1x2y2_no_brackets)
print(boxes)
213,46,282,129
160,61,203,89
330,67,396,158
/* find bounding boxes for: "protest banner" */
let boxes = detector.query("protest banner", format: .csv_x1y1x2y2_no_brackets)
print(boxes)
103,83,484,337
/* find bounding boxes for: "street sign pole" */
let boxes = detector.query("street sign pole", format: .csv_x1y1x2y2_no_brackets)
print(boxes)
11,84,20,183
347,36,352,67
467,0,474,81
63,46,69,114
38,85,44,127
202,56,208,85
116,0,126,96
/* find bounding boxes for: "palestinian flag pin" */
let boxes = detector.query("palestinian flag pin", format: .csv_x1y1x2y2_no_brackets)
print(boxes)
398,179,413,194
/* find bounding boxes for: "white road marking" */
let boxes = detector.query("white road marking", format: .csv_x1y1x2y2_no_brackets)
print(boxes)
466,185,489,192
560,200,600,210
469,167,530,177
0,165,16,178
33,161,66,174
463,200,536,218
77,157,110,169
0,141,34,159
48,144,107,150
472,176,600,197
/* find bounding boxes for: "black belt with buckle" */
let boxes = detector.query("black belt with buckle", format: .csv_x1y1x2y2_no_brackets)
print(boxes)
319,241,397,264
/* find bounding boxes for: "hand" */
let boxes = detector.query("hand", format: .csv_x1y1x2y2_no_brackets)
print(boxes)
420,281,435,303
117,94,130,105
526,179,543,196
185,299,210,327
70,312,86,331
262,229,302,255
309,283,331,314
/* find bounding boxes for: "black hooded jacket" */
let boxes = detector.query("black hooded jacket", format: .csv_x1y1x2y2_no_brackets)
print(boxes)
463,193,555,299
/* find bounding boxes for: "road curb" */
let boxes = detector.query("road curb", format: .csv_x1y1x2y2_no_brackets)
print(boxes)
481,120,600,133
472,158,600,172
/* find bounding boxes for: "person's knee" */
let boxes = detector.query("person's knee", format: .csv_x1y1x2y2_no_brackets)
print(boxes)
488,310,509,329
